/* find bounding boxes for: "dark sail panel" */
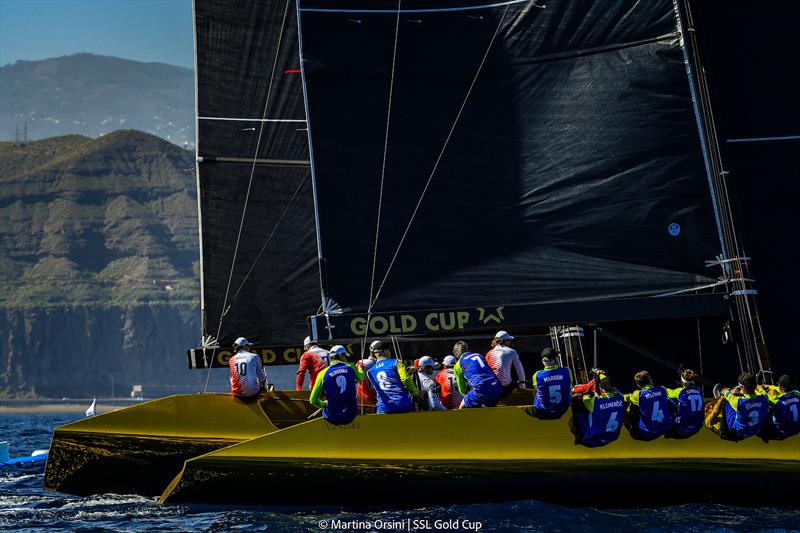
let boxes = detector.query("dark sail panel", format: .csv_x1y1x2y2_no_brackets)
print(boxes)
297,0,723,317
195,0,319,347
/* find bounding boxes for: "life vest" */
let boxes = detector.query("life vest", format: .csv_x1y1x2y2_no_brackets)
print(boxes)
533,366,571,418
576,392,625,447
768,391,800,439
669,386,704,438
321,361,357,424
367,359,413,414
633,385,674,440
724,394,769,439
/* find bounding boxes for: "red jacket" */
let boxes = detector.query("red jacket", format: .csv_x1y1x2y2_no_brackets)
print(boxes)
296,347,328,390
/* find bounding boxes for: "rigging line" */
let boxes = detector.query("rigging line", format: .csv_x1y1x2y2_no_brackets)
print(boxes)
361,0,403,366
227,173,310,308
370,2,513,308
696,316,704,377
204,0,291,393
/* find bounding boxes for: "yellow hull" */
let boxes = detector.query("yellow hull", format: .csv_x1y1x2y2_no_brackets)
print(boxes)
44,391,316,495
160,405,800,506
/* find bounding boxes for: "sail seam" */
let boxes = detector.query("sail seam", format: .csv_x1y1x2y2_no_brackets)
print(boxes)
510,33,678,65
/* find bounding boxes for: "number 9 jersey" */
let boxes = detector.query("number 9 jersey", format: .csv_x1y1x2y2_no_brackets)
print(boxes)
315,361,358,425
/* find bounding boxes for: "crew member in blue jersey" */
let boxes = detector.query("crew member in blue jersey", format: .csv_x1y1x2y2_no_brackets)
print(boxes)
665,368,705,438
366,340,419,414
453,340,503,409
531,347,572,418
761,374,800,440
572,374,625,447
706,372,769,440
309,345,363,425
624,370,673,440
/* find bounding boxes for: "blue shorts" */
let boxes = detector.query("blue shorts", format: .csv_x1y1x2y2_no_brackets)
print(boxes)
462,382,502,408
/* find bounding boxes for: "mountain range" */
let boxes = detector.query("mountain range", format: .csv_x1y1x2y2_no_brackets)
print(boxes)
0,54,194,147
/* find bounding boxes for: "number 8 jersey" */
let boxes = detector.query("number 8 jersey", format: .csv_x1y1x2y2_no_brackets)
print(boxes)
367,358,414,414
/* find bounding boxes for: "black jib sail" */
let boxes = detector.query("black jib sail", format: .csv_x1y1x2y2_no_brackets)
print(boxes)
194,0,319,350
296,0,733,338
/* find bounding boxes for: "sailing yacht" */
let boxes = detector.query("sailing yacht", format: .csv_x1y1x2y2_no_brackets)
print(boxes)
44,0,799,506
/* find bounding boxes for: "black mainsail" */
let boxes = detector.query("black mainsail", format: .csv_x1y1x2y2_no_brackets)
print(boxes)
194,0,319,352
296,0,731,334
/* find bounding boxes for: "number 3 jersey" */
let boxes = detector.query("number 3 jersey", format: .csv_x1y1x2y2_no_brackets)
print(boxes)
229,351,267,397
724,391,769,439
310,360,359,425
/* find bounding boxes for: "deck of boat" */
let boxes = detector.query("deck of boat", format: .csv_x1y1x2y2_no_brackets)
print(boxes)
160,405,800,507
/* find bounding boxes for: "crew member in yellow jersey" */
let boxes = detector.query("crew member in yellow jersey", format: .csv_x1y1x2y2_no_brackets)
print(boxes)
624,370,673,440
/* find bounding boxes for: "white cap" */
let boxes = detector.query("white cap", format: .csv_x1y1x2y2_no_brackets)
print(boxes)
494,330,513,341
233,337,251,348
443,355,457,367
369,340,384,352
303,336,316,347
330,345,348,358
418,355,435,367
360,358,376,370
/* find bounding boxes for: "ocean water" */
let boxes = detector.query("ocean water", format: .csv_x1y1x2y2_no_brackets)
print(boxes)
1,413,799,533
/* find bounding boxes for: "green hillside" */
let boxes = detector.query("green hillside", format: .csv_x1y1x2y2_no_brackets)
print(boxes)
0,130,198,308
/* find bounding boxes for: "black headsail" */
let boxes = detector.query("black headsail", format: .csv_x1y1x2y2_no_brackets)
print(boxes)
193,0,320,358
296,0,735,341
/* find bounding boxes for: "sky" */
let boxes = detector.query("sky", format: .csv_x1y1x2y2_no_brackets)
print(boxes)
0,0,194,68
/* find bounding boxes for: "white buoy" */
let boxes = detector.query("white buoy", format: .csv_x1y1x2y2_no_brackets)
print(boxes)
85,398,97,417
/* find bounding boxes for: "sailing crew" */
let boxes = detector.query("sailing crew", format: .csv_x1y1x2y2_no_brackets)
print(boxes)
356,355,377,407
624,370,673,440
485,331,526,396
366,340,419,414
417,356,446,411
705,372,769,440
761,374,800,440
229,337,267,398
665,368,705,438
309,345,362,425
572,368,607,395
453,340,503,409
296,336,329,391
531,347,573,418
571,374,625,447
436,355,463,410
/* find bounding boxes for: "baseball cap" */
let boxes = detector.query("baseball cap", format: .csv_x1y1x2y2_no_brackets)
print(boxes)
233,337,251,348
541,347,558,360
418,356,435,367
369,340,384,352
443,355,457,367
495,330,514,341
360,357,376,370
330,345,348,358
303,336,317,347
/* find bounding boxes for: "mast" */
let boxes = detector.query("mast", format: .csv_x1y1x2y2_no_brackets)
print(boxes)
676,0,772,381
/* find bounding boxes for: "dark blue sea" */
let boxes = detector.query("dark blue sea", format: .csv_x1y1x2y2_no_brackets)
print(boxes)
1,413,799,532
